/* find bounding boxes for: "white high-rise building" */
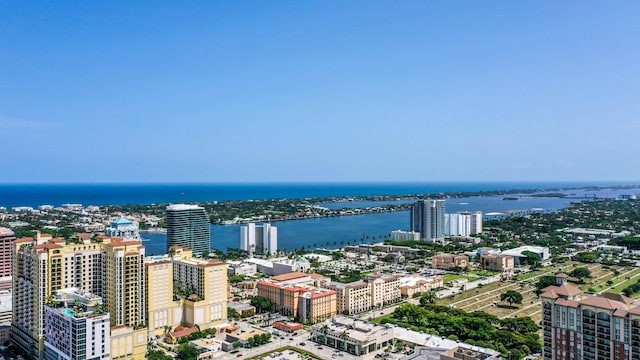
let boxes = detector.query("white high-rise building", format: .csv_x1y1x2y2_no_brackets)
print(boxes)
410,200,445,242
44,289,111,360
444,211,483,237
240,223,277,256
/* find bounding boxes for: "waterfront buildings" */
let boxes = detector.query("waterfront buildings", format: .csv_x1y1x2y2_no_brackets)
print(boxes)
323,273,401,315
44,289,110,360
431,253,469,270
11,232,147,359
410,200,445,242
240,223,277,256
444,211,482,237
390,230,420,241
105,217,140,240
146,246,228,338
480,254,514,273
166,204,210,256
0,227,15,291
540,273,640,360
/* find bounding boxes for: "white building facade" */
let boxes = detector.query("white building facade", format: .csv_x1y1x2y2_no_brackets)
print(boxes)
240,223,277,256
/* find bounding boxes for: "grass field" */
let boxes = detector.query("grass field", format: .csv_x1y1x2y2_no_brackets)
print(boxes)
435,261,636,324
442,274,476,283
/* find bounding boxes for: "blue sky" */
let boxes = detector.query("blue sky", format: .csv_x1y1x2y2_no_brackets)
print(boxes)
1,1,639,183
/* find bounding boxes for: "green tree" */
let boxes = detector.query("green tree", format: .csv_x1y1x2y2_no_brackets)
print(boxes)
419,292,436,306
147,350,173,360
570,267,592,283
251,296,274,313
176,344,199,360
500,290,523,307
535,275,557,294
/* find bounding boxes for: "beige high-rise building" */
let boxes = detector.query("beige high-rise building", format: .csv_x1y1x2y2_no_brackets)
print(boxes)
146,246,228,338
12,232,147,360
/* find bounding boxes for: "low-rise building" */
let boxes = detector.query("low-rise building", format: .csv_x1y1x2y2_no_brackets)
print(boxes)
323,273,401,315
310,316,394,355
432,253,468,270
398,274,443,298
256,279,337,324
190,338,222,360
225,328,268,348
500,245,550,265
481,254,515,272
227,261,257,277
391,230,421,241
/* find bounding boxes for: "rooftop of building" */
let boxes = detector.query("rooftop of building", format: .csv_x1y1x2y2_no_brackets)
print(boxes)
270,272,310,282
501,245,549,257
167,204,203,211
314,316,393,343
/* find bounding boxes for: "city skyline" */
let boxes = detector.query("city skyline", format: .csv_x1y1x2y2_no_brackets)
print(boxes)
1,2,639,183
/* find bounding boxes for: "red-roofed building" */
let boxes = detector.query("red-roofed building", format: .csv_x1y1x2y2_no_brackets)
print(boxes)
541,274,640,360
257,279,336,324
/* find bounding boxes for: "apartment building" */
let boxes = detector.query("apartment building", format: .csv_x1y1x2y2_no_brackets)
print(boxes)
323,273,401,315
12,233,147,359
541,273,640,360
146,246,227,338
0,228,15,291
431,253,468,270
43,289,111,360
257,275,337,324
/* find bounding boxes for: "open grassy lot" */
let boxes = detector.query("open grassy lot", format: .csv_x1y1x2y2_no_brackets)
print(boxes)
442,274,476,283
436,262,634,324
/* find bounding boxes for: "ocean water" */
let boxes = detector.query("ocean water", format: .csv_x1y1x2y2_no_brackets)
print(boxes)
141,185,640,255
0,181,626,208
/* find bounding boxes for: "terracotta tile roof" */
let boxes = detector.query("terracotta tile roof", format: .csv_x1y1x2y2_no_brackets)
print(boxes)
15,237,34,243
34,243,63,250
169,327,198,339
50,238,66,243
309,273,325,279
580,296,628,310
541,284,583,298
555,298,581,307
600,293,634,306
271,272,309,282
614,308,629,317
556,273,569,278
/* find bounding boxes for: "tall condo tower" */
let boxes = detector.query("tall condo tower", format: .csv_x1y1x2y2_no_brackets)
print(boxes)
240,223,278,256
0,227,15,291
410,200,445,242
166,204,210,256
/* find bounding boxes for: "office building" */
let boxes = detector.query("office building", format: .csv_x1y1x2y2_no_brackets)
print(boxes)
105,218,140,240
240,223,277,256
310,316,394,356
540,273,640,360
431,253,468,270
166,204,210,256
480,254,514,273
410,200,445,242
12,232,147,359
0,228,15,291
44,289,110,360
